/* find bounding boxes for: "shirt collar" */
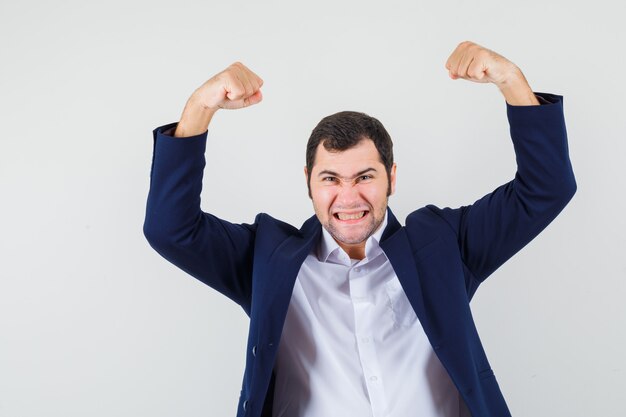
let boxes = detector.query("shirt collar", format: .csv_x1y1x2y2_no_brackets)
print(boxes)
317,210,388,264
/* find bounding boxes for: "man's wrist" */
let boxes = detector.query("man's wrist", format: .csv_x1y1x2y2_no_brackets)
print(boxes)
496,69,540,106
174,95,218,138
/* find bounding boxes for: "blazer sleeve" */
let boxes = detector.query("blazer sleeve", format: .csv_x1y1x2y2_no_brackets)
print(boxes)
429,92,577,286
143,122,256,309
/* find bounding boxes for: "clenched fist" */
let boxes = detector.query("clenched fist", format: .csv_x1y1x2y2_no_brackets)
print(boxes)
174,62,264,137
445,41,539,106
193,61,264,111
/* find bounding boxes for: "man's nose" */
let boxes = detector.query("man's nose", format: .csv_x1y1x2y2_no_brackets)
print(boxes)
336,183,360,205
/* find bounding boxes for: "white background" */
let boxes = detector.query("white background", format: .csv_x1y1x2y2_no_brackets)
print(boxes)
1,0,624,416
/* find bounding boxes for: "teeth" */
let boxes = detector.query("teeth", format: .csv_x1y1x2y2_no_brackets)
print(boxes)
337,211,365,220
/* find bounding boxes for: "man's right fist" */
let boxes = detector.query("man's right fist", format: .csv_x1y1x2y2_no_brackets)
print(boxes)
192,62,264,111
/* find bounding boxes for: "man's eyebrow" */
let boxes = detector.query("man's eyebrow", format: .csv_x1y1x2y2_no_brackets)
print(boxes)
317,168,378,178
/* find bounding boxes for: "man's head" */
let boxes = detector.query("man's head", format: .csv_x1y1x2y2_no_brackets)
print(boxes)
304,111,396,257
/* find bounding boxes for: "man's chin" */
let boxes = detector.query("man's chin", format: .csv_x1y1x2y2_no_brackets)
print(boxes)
334,235,368,246
327,223,374,246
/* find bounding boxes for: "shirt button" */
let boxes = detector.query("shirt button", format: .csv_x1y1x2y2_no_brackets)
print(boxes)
369,376,378,382
354,267,361,273
361,337,370,344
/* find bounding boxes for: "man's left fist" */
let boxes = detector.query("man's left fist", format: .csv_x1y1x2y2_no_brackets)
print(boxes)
445,41,521,88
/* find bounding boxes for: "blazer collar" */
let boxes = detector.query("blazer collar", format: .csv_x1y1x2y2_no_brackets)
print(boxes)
381,207,403,242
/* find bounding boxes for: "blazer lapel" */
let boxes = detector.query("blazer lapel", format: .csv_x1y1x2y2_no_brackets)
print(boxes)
257,215,321,339
380,208,432,337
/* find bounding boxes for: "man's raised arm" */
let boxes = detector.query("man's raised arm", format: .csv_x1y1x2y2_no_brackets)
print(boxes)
427,41,576,291
143,63,264,312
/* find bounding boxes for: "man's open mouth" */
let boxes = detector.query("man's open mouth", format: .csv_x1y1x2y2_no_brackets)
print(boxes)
334,211,369,221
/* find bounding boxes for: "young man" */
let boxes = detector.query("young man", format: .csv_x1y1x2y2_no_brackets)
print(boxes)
143,41,576,416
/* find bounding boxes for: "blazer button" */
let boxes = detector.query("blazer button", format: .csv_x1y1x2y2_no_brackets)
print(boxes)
252,346,257,357
243,400,248,411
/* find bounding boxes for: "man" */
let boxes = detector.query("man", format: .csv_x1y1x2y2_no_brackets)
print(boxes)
143,41,576,416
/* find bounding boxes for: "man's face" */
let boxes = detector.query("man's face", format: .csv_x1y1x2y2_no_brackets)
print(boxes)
305,139,396,257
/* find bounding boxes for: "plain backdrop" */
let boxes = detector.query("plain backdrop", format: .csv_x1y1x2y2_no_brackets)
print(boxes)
1,1,624,416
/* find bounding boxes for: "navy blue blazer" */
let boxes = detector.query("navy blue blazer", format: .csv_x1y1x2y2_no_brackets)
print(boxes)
144,92,576,417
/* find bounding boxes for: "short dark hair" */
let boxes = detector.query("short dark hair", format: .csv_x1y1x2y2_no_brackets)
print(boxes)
306,111,394,197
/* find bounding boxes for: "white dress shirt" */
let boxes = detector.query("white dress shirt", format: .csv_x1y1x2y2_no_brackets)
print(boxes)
272,212,468,417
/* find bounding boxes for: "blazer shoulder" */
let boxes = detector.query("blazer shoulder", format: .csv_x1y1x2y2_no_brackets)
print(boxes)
252,212,306,249
406,204,464,238
255,212,300,235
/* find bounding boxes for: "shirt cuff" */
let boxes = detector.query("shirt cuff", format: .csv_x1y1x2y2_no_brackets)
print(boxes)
152,122,209,141
533,92,561,105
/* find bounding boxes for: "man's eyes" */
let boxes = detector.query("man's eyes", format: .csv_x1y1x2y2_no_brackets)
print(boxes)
321,175,373,183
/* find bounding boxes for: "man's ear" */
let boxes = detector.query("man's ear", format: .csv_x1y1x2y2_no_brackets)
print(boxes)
304,166,312,199
389,163,397,195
